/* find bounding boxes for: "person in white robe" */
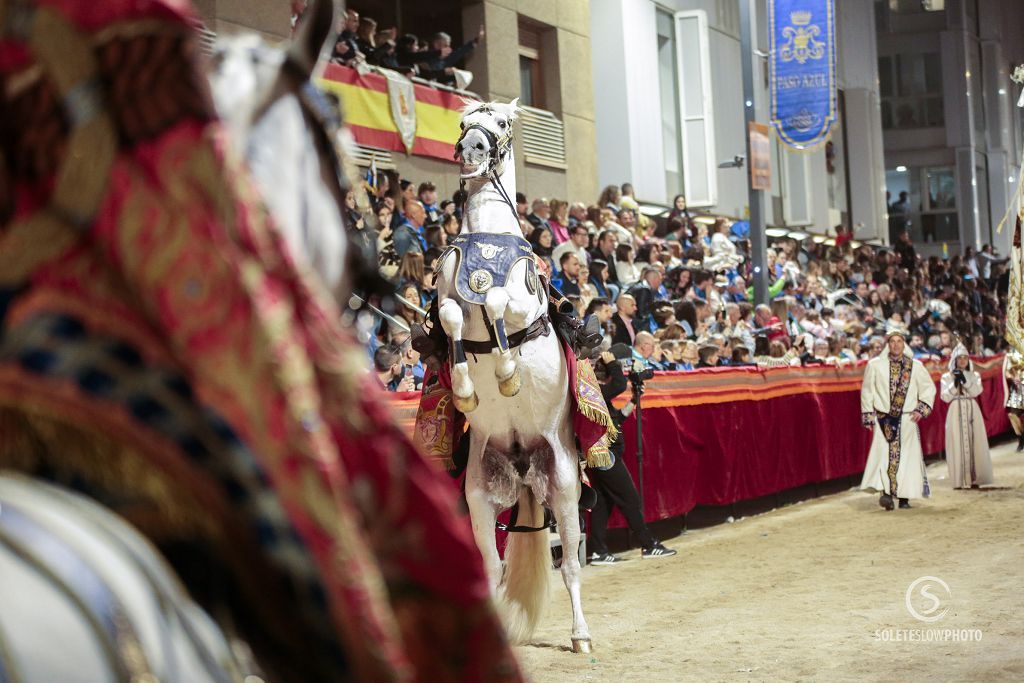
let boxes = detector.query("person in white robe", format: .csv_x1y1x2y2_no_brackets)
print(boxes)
1002,349,1024,451
941,345,993,488
859,330,936,510
703,220,743,273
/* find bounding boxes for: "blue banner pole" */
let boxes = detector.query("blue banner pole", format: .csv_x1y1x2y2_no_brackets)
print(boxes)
741,0,769,306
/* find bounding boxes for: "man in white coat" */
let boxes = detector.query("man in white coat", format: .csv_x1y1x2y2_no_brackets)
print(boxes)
860,330,936,510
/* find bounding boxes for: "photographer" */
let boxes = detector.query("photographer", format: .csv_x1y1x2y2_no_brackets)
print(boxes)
588,350,676,564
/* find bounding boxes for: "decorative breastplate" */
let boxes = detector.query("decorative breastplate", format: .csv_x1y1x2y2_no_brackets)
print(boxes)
442,233,538,305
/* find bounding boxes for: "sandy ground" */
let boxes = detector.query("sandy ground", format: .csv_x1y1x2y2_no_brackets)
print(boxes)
516,441,1024,682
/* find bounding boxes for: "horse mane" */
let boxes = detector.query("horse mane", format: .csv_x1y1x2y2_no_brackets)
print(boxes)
460,97,521,122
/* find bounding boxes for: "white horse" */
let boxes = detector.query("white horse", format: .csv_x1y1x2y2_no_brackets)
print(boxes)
209,0,348,297
0,474,253,683
435,99,591,652
0,1,355,679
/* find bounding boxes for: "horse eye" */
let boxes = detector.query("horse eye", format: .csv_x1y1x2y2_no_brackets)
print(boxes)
499,120,506,128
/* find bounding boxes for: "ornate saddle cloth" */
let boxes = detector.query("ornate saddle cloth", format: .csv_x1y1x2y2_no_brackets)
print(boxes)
414,338,615,470
443,233,538,305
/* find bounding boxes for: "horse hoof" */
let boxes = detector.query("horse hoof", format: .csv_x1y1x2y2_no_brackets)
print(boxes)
571,638,592,654
498,368,521,397
454,392,479,413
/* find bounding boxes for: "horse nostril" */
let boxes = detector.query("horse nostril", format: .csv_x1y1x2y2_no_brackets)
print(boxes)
475,143,484,150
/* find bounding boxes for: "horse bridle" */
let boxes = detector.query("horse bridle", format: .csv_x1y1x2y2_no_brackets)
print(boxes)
454,108,520,225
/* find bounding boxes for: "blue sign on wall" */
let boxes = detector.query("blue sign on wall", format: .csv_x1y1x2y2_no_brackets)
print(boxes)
769,0,837,150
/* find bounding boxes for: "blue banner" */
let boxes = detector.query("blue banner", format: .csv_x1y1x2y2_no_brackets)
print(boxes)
769,0,837,150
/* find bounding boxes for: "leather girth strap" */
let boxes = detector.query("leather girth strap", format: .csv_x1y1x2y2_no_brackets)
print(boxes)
461,314,551,356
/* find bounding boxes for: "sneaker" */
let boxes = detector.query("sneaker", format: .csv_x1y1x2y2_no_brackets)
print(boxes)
641,543,677,559
589,552,621,566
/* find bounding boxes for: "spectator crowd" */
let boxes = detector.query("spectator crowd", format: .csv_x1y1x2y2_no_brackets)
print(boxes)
297,4,484,89
349,171,1011,390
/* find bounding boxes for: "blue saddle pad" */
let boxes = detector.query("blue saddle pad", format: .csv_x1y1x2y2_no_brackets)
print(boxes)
443,233,537,305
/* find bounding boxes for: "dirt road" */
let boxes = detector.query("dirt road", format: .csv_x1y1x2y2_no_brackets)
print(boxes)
517,442,1024,682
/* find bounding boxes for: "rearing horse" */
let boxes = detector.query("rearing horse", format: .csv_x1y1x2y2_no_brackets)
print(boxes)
434,99,592,652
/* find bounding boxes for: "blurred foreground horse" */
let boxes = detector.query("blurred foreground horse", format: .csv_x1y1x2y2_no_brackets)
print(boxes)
0,0,520,680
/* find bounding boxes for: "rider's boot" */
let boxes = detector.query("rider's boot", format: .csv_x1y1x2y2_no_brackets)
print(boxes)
549,294,603,359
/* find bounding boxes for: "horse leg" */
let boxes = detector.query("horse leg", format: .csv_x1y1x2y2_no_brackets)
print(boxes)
549,438,591,653
464,434,502,592
439,298,478,412
484,288,520,397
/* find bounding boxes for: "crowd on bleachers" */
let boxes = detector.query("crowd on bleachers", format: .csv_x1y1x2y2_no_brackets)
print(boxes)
349,172,1011,390
306,5,483,88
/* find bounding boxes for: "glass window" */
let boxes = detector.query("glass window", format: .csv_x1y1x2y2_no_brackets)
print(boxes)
518,55,537,108
887,166,958,243
878,56,894,97
925,167,956,211
889,0,944,13
656,9,684,198
879,52,944,129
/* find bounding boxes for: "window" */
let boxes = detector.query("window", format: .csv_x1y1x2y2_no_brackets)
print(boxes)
889,0,945,13
518,23,542,108
673,10,717,207
656,9,684,199
885,165,958,243
879,52,944,129
518,55,538,107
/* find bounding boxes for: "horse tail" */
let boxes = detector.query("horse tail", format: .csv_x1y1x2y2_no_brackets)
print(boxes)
499,487,550,644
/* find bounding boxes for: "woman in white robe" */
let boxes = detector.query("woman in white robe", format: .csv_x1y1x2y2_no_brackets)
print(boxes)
941,345,993,488
859,331,937,509
703,219,743,273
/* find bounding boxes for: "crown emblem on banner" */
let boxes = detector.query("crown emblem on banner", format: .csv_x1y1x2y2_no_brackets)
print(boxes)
790,11,812,26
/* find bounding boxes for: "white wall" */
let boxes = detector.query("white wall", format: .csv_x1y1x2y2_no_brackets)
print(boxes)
590,0,665,202
590,0,633,198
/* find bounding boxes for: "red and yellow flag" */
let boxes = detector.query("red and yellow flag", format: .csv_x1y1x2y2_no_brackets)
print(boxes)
318,63,473,161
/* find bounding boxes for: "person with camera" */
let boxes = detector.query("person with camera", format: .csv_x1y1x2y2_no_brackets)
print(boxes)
588,349,676,564
940,344,993,489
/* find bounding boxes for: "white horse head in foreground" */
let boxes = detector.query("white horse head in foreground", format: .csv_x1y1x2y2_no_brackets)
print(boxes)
209,0,348,298
434,99,592,652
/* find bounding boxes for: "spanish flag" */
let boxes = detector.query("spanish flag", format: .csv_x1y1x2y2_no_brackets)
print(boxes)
318,63,473,162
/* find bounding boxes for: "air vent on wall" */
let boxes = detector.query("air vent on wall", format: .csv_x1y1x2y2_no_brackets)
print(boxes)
519,105,566,169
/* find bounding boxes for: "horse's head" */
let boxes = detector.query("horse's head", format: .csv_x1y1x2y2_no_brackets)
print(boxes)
455,98,519,180
208,0,351,297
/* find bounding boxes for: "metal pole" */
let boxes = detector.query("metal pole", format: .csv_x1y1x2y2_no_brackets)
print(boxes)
740,0,770,306
348,294,411,332
633,381,645,528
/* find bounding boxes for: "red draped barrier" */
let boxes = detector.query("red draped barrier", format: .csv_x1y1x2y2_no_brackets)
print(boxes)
610,356,1008,527
384,356,1010,528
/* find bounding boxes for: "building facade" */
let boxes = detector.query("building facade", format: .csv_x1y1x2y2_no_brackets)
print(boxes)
876,0,1024,255
193,0,597,204
590,0,889,242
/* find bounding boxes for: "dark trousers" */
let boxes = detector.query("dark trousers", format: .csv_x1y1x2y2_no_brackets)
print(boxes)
588,455,654,554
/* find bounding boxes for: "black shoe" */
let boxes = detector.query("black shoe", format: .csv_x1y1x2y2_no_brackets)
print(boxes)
1017,435,1024,452
641,543,677,559
590,552,621,566
898,498,911,509
879,494,894,511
